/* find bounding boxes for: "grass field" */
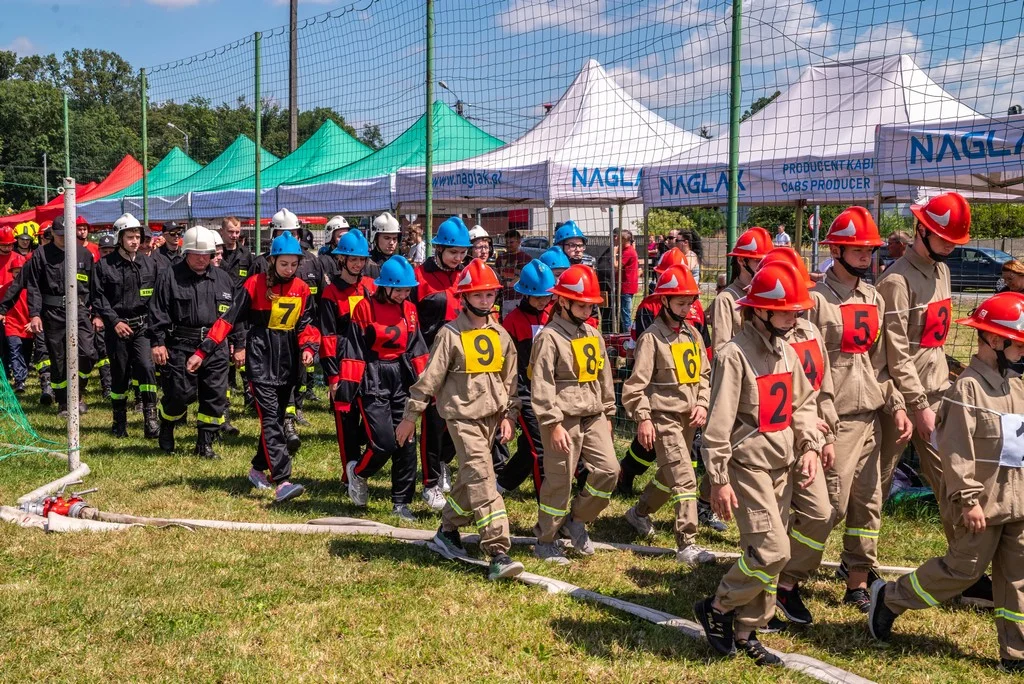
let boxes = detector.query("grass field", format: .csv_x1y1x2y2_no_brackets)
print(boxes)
0,383,1015,683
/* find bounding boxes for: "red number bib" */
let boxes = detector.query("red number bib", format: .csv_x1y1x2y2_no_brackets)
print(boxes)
370,319,409,359
789,340,824,391
839,303,878,354
756,373,793,432
921,298,952,349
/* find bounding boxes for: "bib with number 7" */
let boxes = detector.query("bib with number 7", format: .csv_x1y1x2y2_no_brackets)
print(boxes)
756,372,792,432
670,341,701,384
571,336,602,382
461,329,503,373
268,296,302,331
920,298,952,348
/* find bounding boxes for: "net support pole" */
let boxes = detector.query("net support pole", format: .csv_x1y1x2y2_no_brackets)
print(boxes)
424,0,434,256
794,201,805,255
642,206,650,294
547,205,554,244
63,178,79,471
615,203,624,333
726,0,742,253
288,0,298,152
63,94,70,178
141,69,149,228
811,204,821,271
254,31,263,255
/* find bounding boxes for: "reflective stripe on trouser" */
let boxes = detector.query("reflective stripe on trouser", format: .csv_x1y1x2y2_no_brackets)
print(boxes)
715,462,794,630
635,411,699,548
158,342,229,434
421,401,456,489
496,401,544,496
250,382,295,484
779,455,834,586
442,414,511,556
825,411,882,572
42,311,96,407
620,436,655,477
105,326,157,407
352,360,416,505
885,520,1024,661
536,413,619,544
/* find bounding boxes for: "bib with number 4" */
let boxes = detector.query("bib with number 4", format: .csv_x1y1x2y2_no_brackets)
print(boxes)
756,372,792,432
268,296,302,331
670,341,701,384
461,329,503,373
571,336,602,382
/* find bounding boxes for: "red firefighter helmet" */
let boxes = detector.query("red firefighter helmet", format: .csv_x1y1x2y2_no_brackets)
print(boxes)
957,291,1024,344
454,258,501,294
7,252,26,272
760,247,813,288
654,264,699,296
910,192,971,245
550,264,603,304
0,226,14,245
737,260,814,311
654,247,686,274
821,206,884,247
727,226,772,258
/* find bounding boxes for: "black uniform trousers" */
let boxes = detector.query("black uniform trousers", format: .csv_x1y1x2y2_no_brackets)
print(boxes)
421,401,456,489
250,382,295,484
158,339,229,430
42,309,96,407
497,400,545,496
93,323,111,388
334,403,364,483
105,325,157,408
352,360,416,504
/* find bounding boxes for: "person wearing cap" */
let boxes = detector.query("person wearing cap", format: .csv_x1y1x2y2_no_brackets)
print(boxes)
97,233,116,259
158,222,185,265
621,264,715,567
396,259,524,581
148,225,239,458
494,228,531,318
869,291,1024,675
530,264,619,565
218,216,255,422
369,212,401,270
1,253,31,392
139,223,171,270
335,255,430,521
92,213,160,439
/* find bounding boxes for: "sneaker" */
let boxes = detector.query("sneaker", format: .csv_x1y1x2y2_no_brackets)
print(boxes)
868,579,899,640
346,461,368,507
440,462,452,494
294,410,311,427
422,485,445,511
693,596,736,656
248,468,272,491
534,541,570,565
676,544,716,567
697,499,728,533
624,505,655,538
776,585,813,625
488,553,524,581
735,633,782,666
960,573,994,609
999,659,1024,674
560,518,595,556
843,587,872,613
274,481,305,503
392,504,416,522
432,526,464,559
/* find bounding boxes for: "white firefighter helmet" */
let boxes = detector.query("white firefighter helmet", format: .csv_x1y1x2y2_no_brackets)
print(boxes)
325,215,350,243
469,225,489,242
371,212,400,243
271,208,300,233
181,225,218,255
113,212,142,241
213,231,224,248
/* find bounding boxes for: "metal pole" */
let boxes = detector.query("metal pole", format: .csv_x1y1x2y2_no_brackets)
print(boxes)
42,153,47,203
608,206,617,333
615,204,624,333
547,206,554,244
63,178,79,471
642,206,650,296
811,204,821,270
255,31,263,254
424,0,434,258
63,93,70,178
141,69,149,228
726,0,742,252
794,202,805,255
288,0,298,152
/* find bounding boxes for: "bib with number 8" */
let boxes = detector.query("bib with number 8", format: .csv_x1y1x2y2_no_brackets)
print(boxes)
461,329,503,373
268,296,302,331
571,336,602,382
670,341,701,384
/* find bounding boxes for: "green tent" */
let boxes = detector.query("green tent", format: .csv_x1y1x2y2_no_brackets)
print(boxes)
77,147,203,223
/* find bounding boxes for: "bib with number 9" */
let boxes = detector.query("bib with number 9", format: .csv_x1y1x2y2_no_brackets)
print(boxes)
571,336,602,382
670,341,701,384
462,329,503,373
268,296,302,331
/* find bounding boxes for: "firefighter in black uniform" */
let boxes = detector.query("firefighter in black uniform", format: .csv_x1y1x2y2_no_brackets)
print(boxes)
91,213,159,438
366,211,401,278
148,225,237,458
157,222,185,265
218,216,253,433
7,223,54,404
317,215,350,281
141,223,171,270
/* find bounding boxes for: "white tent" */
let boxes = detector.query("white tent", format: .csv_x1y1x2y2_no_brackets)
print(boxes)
642,55,980,208
876,113,1024,200
394,58,704,208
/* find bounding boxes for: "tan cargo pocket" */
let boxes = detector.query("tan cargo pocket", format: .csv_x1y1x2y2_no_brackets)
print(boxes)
744,508,773,534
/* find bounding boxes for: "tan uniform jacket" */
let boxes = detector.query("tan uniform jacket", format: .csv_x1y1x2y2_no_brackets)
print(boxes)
621,317,711,422
935,356,1024,522
702,324,824,485
810,269,906,416
789,317,840,440
530,314,616,426
876,248,952,411
711,281,745,354
403,311,521,423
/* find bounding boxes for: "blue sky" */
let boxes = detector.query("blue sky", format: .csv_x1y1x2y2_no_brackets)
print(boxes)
3,0,1023,147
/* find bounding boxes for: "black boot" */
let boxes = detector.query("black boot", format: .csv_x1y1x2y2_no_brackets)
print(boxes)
221,409,240,437
143,404,160,439
194,428,220,460
111,404,129,438
99,364,112,400
284,417,301,455
39,372,54,406
158,418,175,453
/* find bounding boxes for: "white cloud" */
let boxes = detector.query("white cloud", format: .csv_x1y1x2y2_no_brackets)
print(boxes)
929,34,1024,116
3,37,39,56
145,0,202,7
834,24,923,63
497,0,711,37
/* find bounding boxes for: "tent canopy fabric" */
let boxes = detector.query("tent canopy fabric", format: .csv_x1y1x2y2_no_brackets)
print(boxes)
37,156,142,223
395,59,704,207
642,55,980,208
190,120,373,219
78,147,202,223
277,101,504,214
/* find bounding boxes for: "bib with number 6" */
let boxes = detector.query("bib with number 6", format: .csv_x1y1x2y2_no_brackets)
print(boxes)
571,336,602,382
670,341,701,384
461,329,503,373
268,296,302,331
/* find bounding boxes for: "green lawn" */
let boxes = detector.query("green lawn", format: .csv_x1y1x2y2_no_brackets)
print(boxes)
0,384,1015,682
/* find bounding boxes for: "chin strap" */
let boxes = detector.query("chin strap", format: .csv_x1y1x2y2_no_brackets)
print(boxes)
757,310,793,344
836,246,872,278
565,303,588,327
343,258,363,279
463,299,492,318
987,333,1012,375
384,287,403,306
741,258,756,278
434,249,458,271
919,228,948,263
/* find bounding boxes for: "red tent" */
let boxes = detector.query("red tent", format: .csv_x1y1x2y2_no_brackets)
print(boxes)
0,181,97,229
35,155,143,224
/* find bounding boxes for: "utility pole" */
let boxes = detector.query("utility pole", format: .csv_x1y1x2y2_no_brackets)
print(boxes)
289,0,298,152
42,153,48,203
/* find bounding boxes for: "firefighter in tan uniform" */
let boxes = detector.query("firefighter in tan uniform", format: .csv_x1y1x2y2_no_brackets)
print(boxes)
810,207,914,611
397,259,524,581
870,292,1024,675
694,260,824,667
620,264,715,566
531,264,619,566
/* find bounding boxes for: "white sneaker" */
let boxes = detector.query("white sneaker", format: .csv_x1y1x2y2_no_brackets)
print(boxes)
422,485,446,511
560,518,595,556
346,461,368,507
440,462,452,494
624,505,655,538
676,544,716,567
248,468,272,491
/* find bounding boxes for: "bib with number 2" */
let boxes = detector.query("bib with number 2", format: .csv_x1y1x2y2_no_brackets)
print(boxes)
268,296,302,331
571,336,602,383
461,329,503,373
670,341,701,384
756,372,792,432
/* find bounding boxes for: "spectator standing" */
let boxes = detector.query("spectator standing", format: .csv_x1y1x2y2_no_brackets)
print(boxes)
494,229,531,317
676,232,701,283
773,223,792,247
617,229,639,332
406,223,426,266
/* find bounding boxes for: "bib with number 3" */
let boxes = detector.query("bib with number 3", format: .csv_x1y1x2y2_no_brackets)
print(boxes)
268,296,302,331
670,341,701,384
571,336,602,382
461,329,503,373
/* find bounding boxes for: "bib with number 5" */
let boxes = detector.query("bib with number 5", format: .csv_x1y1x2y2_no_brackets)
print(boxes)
670,341,701,384
571,336,602,382
461,329,503,373
268,296,302,331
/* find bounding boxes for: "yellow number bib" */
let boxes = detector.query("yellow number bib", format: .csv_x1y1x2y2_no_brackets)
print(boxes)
268,296,302,331
461,329,503,373
571,336,602,383
347,295,364,315
670,341,701,384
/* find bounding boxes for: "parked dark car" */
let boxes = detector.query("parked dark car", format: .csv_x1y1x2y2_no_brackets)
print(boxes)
520,236,549,260
946,246,1013,291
